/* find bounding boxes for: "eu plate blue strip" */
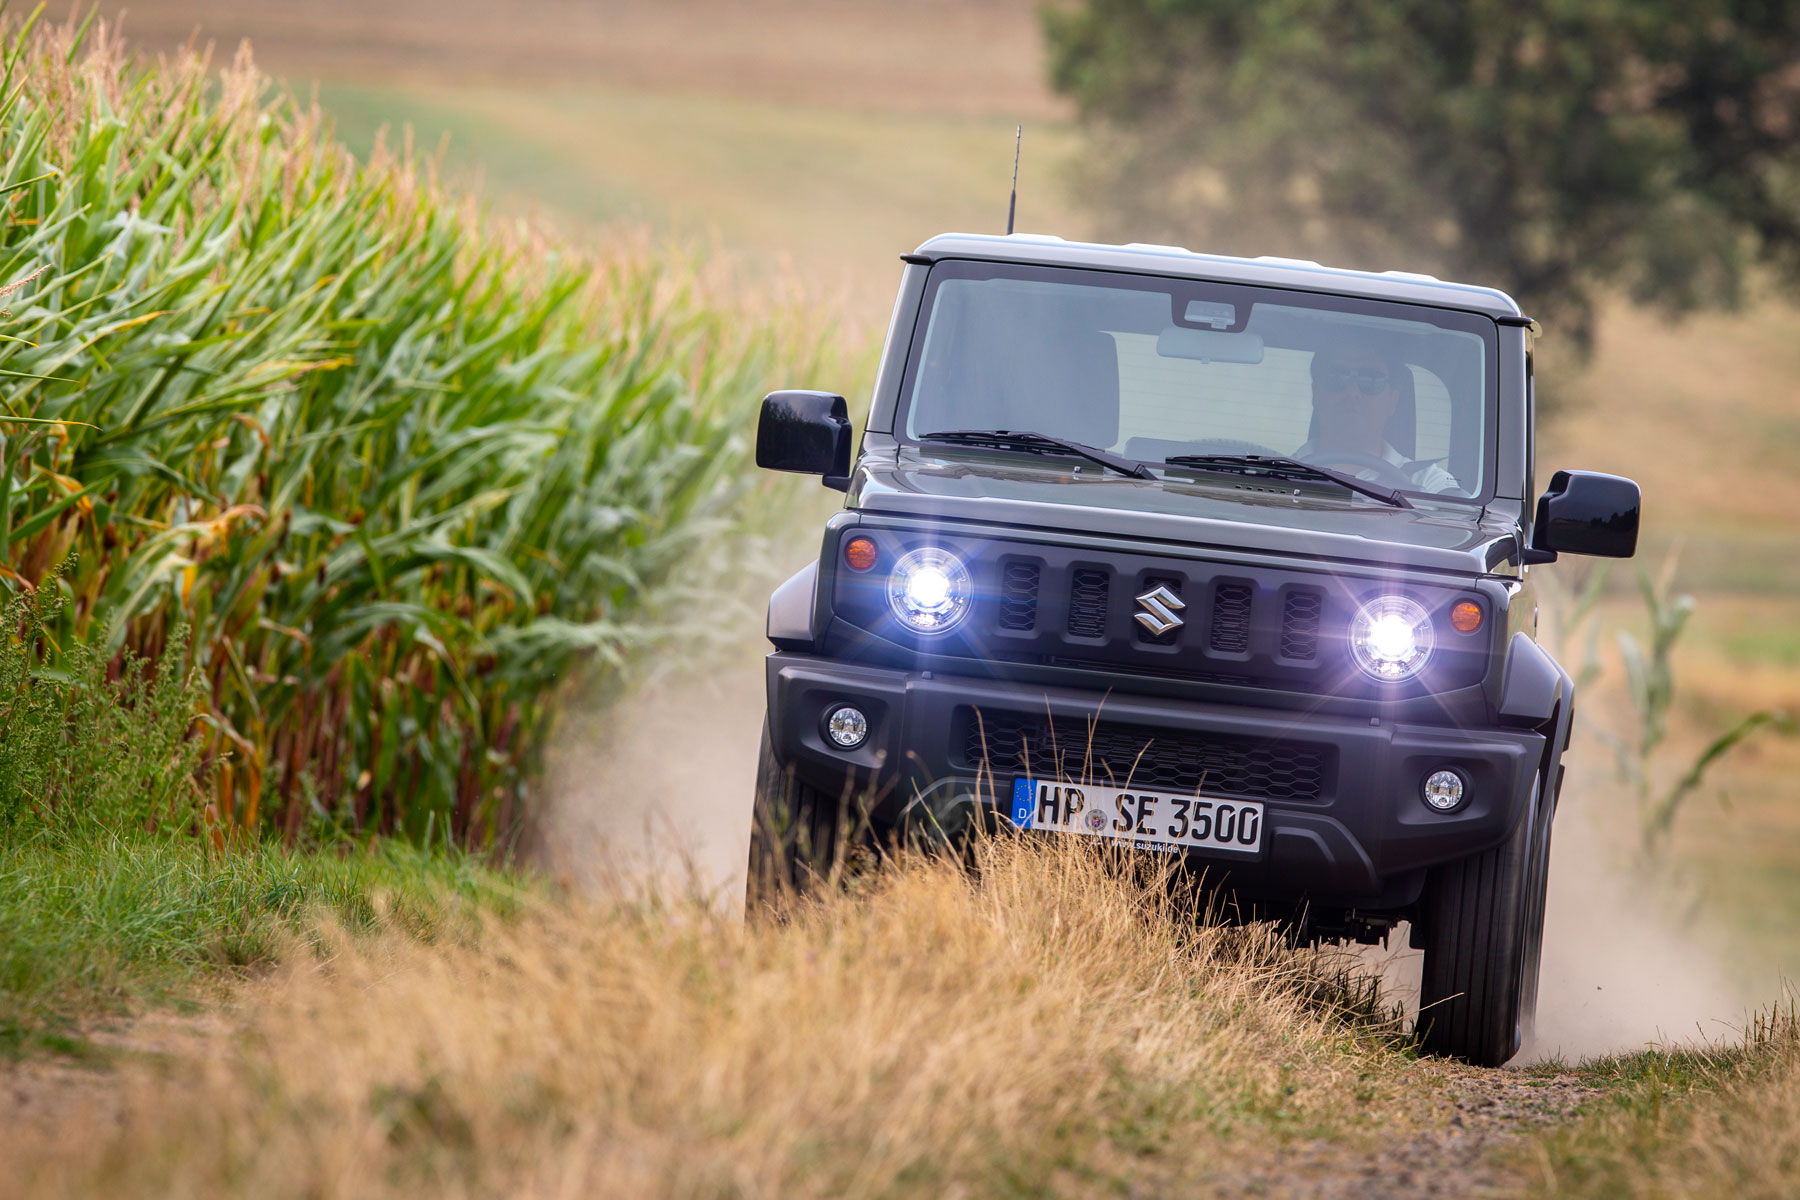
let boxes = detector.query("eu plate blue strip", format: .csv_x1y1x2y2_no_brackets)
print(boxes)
1010,777,1034,829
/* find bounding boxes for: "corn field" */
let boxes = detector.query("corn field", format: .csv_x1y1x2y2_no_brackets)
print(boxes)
0,13,824,846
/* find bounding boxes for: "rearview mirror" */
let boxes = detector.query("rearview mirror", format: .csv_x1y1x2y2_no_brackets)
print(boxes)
756,390,853,490
1527,469,1640,562
1156,327,1265,364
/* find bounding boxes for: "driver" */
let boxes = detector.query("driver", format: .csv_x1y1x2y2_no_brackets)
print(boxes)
1296,343,1461,494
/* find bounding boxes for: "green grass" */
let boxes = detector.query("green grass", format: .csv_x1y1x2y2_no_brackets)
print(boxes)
0,831,523,1057
1512,1009,1800,1196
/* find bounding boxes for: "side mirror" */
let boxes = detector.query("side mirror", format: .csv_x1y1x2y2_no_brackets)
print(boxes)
755,390,852,490
1525,469,1640,562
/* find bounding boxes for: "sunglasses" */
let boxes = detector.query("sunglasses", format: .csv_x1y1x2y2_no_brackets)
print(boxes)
1313,367,1391,397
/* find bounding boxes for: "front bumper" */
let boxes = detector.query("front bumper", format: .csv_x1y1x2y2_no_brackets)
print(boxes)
766,651,1544,912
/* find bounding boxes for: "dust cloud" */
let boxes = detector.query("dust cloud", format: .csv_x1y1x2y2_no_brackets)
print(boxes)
537,640,767,913
1355,779,1762,1065
1521,795,1758,1063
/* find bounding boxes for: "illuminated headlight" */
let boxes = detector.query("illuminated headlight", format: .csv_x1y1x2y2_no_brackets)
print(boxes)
887,547,972,634
1349,595,1435,681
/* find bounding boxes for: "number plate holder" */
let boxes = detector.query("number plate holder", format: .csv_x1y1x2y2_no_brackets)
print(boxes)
1006,778,1266,858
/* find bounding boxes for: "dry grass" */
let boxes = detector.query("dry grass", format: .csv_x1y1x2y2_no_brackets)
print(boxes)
5,835,1433,1198
1517,1007,1800,1197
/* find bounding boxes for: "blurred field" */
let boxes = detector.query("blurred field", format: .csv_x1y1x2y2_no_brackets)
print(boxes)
118,0,1799,956
314,78,1083,325
117,0,1088,329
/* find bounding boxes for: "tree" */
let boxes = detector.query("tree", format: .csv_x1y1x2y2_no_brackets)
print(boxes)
1046,0,1800,352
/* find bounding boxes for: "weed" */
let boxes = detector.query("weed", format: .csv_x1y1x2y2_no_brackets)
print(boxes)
0,557,211,838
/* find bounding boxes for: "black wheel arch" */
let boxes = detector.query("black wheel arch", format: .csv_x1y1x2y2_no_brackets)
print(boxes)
1498,632,1576,818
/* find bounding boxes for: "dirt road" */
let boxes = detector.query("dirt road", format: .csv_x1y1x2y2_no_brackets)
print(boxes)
1211,1066,1604,1198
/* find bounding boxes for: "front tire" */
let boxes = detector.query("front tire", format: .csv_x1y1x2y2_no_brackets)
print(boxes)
1416,774,1546,1066
746,720,843,906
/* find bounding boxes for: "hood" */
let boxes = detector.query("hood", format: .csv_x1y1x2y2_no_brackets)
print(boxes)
847,448,1522,576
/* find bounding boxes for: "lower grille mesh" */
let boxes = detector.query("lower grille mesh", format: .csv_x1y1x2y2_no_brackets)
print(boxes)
958,710,1329,801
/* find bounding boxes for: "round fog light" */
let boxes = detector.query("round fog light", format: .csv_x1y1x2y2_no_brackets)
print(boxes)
1422,769,1467,812
824,705,869,749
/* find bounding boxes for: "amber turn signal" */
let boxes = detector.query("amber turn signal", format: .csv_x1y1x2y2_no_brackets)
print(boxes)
843,536,878,572
1449,600,1483,634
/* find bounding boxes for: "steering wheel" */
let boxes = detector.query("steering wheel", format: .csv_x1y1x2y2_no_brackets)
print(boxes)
1297,449,1416,490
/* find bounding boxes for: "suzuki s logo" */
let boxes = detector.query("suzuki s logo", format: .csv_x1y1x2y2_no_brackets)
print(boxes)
1133,585,1185,636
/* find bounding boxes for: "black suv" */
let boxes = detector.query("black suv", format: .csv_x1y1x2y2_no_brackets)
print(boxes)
748,234,1639,1067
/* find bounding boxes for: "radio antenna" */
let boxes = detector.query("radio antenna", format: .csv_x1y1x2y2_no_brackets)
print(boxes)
1005,124,1022,235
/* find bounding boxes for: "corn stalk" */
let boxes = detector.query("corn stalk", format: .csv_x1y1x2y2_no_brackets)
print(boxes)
1546,558,1792,854
0,12,826,847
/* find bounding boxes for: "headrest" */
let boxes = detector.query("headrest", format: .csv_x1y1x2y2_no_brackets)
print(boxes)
914,300,1121,449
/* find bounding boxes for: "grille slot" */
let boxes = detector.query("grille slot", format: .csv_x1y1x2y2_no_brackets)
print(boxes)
1067,568,1110,638
1134,576,1184,645
958,711,1329,802
998,560,1040,631
1281,589,1323,660
1209,582,1252,653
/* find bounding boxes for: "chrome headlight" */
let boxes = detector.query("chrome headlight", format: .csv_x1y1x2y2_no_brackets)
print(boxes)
1349,595,1435,681
887,547,972,634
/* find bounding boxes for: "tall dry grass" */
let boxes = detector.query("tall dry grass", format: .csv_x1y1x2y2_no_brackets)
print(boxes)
6,835,1430,1198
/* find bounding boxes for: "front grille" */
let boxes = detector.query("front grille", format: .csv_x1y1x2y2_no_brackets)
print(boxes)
998,560,1040,630
1281,589,1323,660
1067,568,1109,638
958,711,1330,802
1209,581,1252,653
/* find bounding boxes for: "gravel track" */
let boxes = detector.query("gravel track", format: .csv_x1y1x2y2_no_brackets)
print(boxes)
1209,1064,1602,1198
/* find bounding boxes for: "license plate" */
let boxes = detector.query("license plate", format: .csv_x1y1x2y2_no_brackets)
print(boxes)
1007,778,1265,857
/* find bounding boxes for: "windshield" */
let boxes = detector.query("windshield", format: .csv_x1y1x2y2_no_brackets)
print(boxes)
899,262,1498,502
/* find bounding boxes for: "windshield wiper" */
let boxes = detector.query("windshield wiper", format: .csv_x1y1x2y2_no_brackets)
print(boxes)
1162,454,1414,510
919,429,1156,480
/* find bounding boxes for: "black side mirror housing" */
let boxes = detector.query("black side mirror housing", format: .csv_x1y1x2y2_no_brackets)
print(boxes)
1525,469,1640,563
755,390,852,490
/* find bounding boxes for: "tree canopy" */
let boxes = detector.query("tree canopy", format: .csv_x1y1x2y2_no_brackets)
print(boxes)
1046,0,1800,350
